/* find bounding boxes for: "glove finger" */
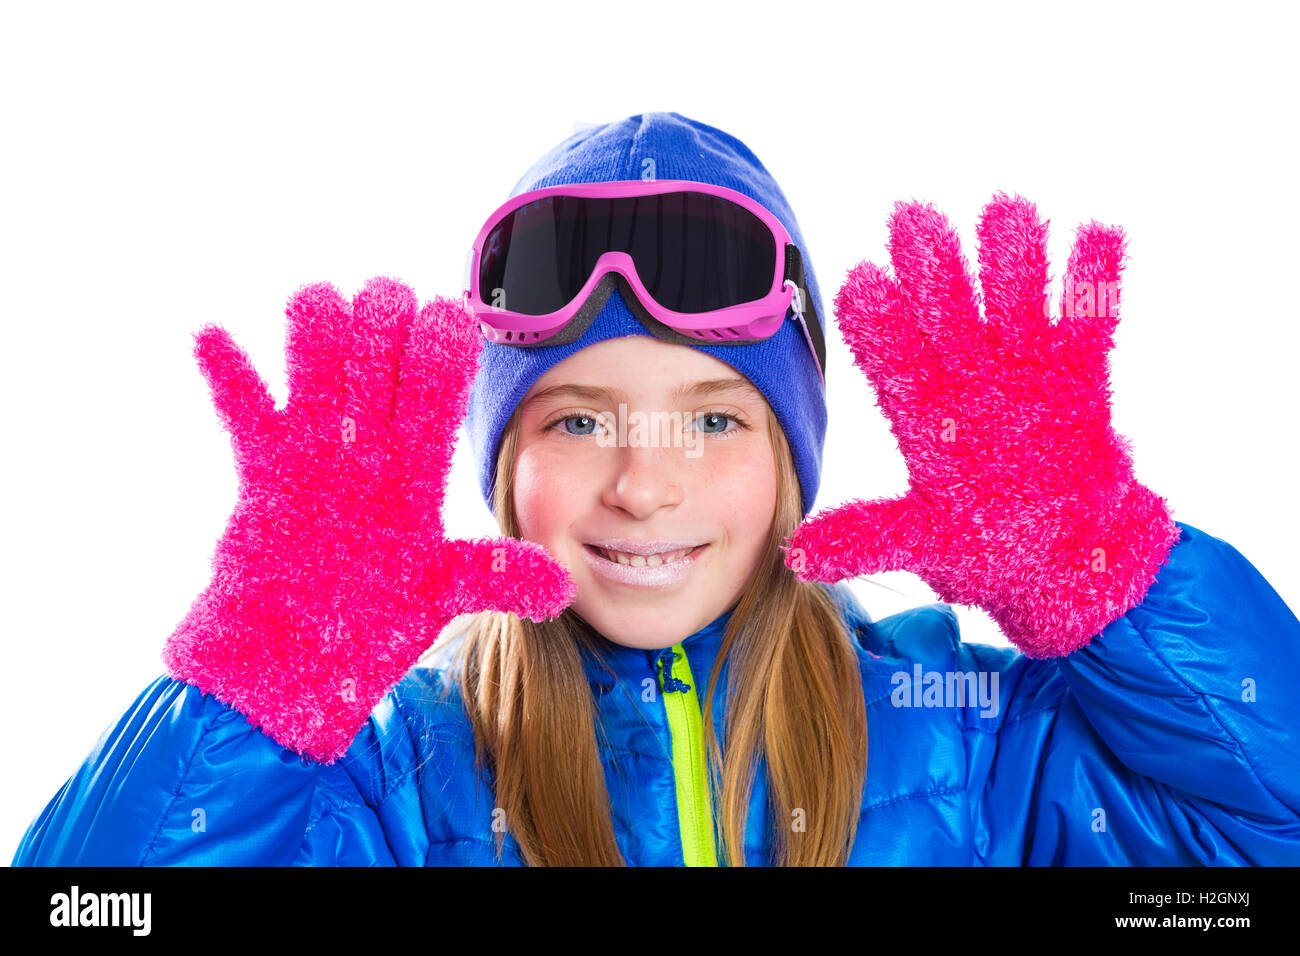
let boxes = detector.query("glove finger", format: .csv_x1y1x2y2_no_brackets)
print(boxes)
433,537,578,622
193,324,279,465
835,260,950,460
285,282,349,424
888,200,983,348
346,276,418,445
835,259,907,384
393,296,483,537
976,192,1052,340
781,495,932,583
1061,218,1126,345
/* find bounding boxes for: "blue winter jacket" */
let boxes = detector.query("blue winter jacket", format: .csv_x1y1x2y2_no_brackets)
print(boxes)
12,521,1300,865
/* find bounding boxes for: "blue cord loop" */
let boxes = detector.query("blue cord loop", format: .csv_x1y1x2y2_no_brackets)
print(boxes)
654,647,691,694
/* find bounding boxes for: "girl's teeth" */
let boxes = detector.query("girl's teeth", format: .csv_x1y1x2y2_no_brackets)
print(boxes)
599,547,691,567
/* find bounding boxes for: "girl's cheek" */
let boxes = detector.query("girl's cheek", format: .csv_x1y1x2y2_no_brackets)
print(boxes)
702,432,776,487
512,445,597,542
694,435,778,534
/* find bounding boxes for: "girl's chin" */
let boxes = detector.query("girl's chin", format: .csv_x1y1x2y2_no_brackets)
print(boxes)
571,604,699,650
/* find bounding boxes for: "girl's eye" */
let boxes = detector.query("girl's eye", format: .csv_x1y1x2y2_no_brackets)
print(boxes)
689,411,743,435
544,410,748,439
553,414,604,437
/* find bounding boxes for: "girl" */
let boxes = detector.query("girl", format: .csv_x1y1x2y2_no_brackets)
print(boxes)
12,112,1300,866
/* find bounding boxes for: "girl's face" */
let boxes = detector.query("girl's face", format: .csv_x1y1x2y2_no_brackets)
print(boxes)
513,336,777,651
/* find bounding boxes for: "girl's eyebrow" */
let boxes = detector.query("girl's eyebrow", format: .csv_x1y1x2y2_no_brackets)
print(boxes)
524,376,756,408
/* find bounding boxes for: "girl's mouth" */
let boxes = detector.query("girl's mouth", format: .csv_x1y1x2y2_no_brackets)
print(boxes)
586,544,704,567
580,543,708,588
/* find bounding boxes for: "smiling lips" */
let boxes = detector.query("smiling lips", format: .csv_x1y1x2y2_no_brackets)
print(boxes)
581,541,709,587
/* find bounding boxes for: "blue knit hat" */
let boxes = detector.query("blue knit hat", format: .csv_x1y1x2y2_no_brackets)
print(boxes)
465,111,828,517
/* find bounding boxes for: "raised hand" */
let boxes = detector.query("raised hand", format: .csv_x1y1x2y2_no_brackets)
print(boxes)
782,194,1180,658
164,276,576,762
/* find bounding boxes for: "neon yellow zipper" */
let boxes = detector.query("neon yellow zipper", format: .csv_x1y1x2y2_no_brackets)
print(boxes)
655,642,718,867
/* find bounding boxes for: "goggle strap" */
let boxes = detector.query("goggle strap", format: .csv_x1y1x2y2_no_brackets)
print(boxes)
784,244,827,378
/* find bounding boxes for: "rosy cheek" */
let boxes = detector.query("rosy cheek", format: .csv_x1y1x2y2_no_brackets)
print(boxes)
512,445,590,544
710,436,775,489
707,441,777,540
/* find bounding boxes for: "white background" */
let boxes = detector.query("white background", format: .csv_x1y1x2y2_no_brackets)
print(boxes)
3,0,1297,860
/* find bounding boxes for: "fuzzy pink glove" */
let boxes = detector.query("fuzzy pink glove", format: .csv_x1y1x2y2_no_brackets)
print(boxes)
782,194,1180,659
163,276,576,763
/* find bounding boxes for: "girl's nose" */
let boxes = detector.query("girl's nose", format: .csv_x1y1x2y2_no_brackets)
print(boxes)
600,442,686,520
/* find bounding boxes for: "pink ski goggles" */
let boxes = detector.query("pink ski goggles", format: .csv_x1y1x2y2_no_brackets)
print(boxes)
464,179,826,380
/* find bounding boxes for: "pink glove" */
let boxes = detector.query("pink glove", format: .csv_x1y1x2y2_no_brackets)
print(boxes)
163,276,576,763
782,194,1180,659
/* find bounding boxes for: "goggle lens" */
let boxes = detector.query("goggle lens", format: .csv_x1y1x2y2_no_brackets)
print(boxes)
479,191,777,317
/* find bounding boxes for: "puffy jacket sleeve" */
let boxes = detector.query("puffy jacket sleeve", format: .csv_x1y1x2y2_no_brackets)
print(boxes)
963,520,1300,864
11,674,400,866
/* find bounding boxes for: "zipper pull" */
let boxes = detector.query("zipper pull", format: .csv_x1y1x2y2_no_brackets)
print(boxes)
654,646,691,694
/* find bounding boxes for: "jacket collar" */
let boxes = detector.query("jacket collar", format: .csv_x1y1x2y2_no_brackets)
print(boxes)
577,583,871,693
580,602,737,693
